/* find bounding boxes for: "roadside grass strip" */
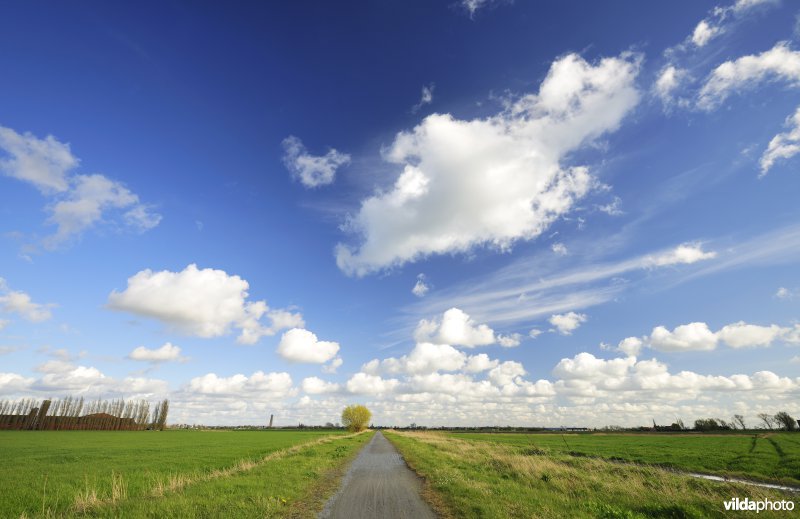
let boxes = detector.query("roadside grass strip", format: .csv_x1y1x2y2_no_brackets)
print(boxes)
385,431,798,519
71,430,371,517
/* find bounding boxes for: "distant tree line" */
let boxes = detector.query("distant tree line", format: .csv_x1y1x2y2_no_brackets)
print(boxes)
693,411,797,432
0,397,169,431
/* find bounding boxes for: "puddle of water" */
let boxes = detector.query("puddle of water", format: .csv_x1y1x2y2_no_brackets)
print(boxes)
687,472,800,493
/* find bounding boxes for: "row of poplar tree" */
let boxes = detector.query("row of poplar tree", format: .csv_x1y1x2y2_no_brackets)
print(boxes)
0,397,169,430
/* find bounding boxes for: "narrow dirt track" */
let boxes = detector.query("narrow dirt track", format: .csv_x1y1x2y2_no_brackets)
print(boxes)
319,431,436,519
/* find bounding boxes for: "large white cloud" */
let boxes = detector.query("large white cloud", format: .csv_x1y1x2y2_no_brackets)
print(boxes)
0,125,160,249
414,307,495,348
2,361,170,398
276,328,340,364
107,264,303,344
698,42,800,110
335,51,641,276
716,321,788,348
760,105,800,176
553,351,798,399
615,319,796,355
0,372,35,393
281,135,350,188
649,322,719,352
365,342,467,376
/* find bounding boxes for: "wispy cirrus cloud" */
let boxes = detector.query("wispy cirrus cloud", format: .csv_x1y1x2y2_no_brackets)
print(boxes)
403,242,717,329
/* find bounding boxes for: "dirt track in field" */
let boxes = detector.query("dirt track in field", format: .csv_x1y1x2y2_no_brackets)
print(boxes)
319,431,436,519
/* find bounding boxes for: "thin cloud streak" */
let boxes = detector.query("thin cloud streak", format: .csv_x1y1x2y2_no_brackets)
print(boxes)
404,243,715,327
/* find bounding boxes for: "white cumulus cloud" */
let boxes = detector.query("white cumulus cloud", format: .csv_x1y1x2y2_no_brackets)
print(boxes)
0,125,76,193
0,125,160,249
301,376,340,395
128,342,185,362
497,333,522,348
0,279,53,323
643,243,716,267
412,274,430,298
277,328,340,364
716,321,789,348
322,357,343,374
649,322,718,352
188,371,294,396
549,312,587,335
698,42,800,110
692,20,721,47
45,173,160,249
653,65,687,107
108,264,303,344
463,353,499,373
760,105,800,176
617,336,644,357
335,51,641,276
346,372,399,395
616,319,798,355
369,342,467,375
414,308,495,348
281,135,350,188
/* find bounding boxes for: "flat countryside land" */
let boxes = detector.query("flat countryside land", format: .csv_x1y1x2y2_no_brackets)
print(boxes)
3,429,798,518
450,431,800,485
0,429,371,518
384,431,800,519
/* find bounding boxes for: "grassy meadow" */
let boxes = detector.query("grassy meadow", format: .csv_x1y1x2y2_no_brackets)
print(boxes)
0,429,371,518
451,431,800,485
385,431,800,519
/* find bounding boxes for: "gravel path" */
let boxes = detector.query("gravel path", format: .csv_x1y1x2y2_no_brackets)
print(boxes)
319,431,436,519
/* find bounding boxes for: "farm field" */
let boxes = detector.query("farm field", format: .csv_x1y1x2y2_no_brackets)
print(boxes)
450,431,800,485
386,431,800,519
0,429,370,518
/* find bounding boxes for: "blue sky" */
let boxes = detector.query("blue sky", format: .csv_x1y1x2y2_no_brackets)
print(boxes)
1,0,799,427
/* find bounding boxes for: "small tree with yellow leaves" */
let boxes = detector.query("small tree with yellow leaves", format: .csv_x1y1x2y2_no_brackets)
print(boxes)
341,404,371,432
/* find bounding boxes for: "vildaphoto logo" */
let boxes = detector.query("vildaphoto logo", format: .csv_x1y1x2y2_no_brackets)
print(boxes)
723,497,795,513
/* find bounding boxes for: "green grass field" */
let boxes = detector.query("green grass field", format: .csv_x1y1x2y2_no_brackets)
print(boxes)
449,431,800,485
386,431,800,519
0,429,371,518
